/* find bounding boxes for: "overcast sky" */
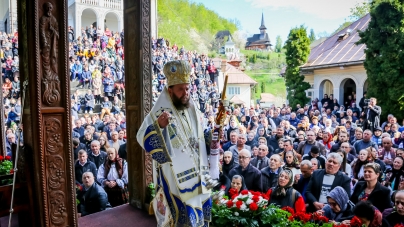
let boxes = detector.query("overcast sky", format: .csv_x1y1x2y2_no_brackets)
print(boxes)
190,0,367,44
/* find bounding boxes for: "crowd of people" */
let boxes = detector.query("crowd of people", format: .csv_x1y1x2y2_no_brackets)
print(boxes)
212,95,403,226
3,25,404,226
1,30,21,158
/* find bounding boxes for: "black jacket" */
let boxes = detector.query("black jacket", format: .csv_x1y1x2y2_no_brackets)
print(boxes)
88,151,108,169
250,156,269,170
305,169,351,212
229,163,262,192
118,143,127,160
73,143,87,160
78,183,111,216
261,166,283,193
75,161,98,184
350,181,391,213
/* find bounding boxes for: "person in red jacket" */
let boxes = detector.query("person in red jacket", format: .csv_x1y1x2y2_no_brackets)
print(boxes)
266,168,306,213
207,61,216,82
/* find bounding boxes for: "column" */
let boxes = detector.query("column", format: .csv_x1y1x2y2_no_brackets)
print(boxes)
118,14,123,32
150,0,157,38
18,0,77,226
124,0,152,209
333,87,340,104
356,86,364,107
75,10,82,39
97,12,105,31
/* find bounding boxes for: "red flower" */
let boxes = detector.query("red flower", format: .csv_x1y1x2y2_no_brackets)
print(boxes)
9,169,14,174
293,212,311,223
252,195,260,203
350,216,363,227
281,206,295,215
5,156,11,161
235,200,243,209
226,200,234,208
228,188,238,198
0,156,4,161
394,225,404,227
249,202,258,211
240,190,248,195
288,215,294,221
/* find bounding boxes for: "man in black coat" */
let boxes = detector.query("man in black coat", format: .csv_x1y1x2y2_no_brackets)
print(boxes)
78,172,111,216
363,97,381,132
261,154,283,193
75,150,98,184
73,138,87,160
305,153,351,212
250,144,270,170
229,149,262,192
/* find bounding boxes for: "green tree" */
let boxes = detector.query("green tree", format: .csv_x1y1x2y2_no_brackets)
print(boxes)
349,1,371,21
275,35,282,52
252,54,257,63
309,29,316,43
357,0,404,120
284,25,311,107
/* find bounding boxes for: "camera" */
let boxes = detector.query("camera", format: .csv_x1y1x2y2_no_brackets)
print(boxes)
364,99,370,105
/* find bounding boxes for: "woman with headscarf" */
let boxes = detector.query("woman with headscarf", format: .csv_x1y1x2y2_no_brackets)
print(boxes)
384,156,404,191
226,175,247,198
320,131,334,155
317,186,355,223
222,151,238,179
97,147,129,207
266,169,306,213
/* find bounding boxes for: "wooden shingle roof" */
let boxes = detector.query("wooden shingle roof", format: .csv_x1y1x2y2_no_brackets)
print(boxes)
301,14,370,70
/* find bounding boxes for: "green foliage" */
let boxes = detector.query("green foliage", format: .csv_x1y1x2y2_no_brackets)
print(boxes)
284,25,311,107
349,1,371,21
0,160,13,175
332,21,352,35
261,82,265,93
157,0,238,52
309,29,316,43
357,0,404,120
275,35,283,52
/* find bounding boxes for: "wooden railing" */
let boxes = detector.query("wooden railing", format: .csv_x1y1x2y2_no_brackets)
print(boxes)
80,0,123,10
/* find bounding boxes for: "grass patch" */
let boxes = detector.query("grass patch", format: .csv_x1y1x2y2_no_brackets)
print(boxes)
245,70,287,103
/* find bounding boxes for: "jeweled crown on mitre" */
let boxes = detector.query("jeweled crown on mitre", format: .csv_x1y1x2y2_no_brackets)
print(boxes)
163,60,191,87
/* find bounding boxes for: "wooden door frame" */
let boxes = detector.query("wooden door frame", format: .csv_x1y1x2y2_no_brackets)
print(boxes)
17,0,152,226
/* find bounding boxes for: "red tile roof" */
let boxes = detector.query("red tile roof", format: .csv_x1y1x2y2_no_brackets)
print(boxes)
301,14,370,70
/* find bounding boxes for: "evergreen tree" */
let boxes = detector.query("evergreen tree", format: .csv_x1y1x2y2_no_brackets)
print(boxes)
309,29,316,43
284,25,311,108
275,35,282,52
357,1,404,120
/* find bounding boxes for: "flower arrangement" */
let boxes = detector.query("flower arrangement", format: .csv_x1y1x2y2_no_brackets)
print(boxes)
212,190,333,227
0,156,13,175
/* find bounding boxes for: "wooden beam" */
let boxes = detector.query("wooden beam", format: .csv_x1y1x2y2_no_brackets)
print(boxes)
18,0,77,226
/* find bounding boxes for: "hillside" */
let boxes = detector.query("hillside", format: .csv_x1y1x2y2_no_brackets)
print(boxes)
157,0,238,53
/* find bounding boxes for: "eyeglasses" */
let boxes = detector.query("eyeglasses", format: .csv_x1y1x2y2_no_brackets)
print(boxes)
341,146,349,148
328,202,338,207
239,156,250,160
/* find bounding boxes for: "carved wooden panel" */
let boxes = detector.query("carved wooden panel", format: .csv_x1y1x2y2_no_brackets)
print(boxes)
124,0,153,209
141,0,153,187
18,0,76,226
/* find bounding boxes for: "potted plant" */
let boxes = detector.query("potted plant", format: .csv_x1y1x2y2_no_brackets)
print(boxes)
0,155,14,186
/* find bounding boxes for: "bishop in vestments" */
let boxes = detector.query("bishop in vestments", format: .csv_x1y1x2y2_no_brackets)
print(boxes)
137,60,212,227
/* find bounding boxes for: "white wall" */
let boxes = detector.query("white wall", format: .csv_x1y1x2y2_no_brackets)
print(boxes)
105,13,119,33
227,84,252,107
81,15,97,30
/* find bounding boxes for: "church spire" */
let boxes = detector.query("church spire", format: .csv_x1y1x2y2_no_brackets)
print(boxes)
259,12,266,30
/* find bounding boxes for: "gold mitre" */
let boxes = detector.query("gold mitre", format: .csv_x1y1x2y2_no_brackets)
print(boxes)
163,60,191,86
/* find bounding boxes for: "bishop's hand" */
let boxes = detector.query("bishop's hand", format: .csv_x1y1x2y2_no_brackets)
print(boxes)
158,111,171,128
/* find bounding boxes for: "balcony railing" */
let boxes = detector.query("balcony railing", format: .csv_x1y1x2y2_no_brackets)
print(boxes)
80,0,123,10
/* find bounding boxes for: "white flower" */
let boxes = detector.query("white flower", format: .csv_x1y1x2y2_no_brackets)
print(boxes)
234,212,239,216
240,203,247,211
246,198,253,205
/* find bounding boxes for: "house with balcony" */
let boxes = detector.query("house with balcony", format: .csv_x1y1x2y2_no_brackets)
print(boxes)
68,0,123,37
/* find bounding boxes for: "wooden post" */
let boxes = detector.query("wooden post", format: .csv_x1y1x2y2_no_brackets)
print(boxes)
123,0,153,210
18,0,77,226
